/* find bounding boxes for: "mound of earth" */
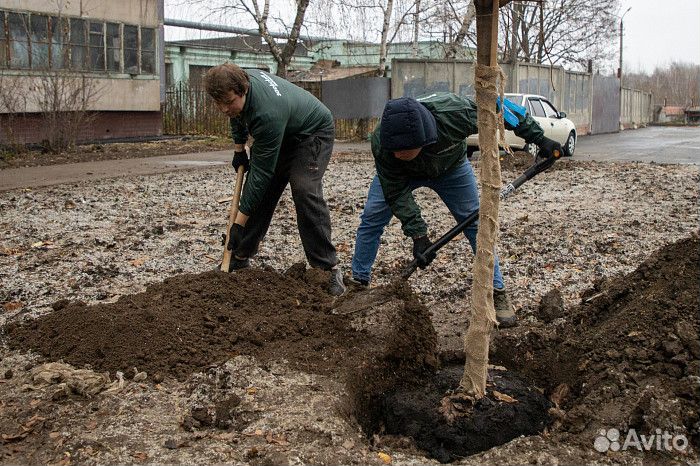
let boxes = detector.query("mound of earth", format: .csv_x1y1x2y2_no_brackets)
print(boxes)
492,234,700,458
5,265,437,385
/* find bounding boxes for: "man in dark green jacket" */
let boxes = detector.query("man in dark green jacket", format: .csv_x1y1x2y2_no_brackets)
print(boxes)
350,93,561,327
204,63,345,296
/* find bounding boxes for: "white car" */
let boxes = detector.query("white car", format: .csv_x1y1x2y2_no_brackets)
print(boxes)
466,93,577,157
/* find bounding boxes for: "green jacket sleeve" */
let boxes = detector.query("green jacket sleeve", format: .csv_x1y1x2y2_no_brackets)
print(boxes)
230,116,249,145
372,133,428,238
508,113,546,145
238,113,285,216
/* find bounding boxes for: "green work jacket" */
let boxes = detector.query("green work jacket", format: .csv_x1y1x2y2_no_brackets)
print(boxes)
231,70,333,216
371,92,546,238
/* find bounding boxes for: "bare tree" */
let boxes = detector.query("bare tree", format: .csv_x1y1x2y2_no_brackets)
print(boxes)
443,0,476,59
501,0,620,70
0,72,30,151
626,62,700,107
31,72,101,153
306,0,433,75
184,0,311,78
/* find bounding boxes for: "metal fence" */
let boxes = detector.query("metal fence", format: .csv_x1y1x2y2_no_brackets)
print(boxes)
164,78,388,140
591,74,620,134
297,77,389,139
163,81,230,137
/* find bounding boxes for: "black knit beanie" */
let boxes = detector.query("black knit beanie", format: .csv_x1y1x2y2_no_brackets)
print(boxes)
379,97,438,151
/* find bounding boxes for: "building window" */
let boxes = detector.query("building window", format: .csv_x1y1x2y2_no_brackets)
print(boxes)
50,16,69,69
0,9,156,76
8,12,30,69
29,14,50,69
124,24,138,73
189,65,211,85
165,62,173,86
141,27,155,74
106,22,121,72
88,21,105,71
69,17,86,70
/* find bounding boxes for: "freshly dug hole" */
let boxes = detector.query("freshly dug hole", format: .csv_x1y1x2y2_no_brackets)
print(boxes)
377,365,552,463
339,286,552,463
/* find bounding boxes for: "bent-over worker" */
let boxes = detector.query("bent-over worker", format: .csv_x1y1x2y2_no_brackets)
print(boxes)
204,63,346,296
350,93,562,327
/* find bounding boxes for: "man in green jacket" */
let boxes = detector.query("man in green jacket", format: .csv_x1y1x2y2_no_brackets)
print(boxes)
350,93,561,327
204,63,346,296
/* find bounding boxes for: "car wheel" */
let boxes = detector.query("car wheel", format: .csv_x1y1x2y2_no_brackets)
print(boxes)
467,146,477,159
564,131,576,157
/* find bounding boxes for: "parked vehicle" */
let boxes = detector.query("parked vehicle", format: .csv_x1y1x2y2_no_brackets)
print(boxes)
466,93,577,157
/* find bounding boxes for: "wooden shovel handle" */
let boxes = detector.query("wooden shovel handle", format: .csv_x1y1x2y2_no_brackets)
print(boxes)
221,166,245,272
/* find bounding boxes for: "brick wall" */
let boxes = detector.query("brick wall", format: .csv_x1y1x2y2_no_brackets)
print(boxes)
0,111,163,146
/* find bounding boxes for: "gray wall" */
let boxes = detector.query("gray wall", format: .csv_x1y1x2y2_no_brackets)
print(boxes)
391,59,593,134
621,88,653,128
321,77,390,119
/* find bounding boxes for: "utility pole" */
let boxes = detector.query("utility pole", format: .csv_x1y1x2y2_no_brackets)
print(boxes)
618,7,631,130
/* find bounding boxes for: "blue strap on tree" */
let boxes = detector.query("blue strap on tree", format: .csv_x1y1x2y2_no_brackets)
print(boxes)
496,97,528,129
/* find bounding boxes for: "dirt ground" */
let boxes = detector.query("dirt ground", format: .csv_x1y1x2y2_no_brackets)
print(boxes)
0,137,234,169
0,149,698,465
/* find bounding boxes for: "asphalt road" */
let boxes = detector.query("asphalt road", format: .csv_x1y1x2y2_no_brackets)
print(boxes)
574,126,700,165
1,126,698,191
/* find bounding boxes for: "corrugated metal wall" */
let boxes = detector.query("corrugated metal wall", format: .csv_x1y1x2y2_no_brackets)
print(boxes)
321,77,390,119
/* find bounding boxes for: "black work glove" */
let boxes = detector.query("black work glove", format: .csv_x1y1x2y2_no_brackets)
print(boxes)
536,137,563,161
412,235,437,269
231,150,250,173
227,223,245,252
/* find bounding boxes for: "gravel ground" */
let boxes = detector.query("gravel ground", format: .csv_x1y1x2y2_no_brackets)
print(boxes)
0,153,698,464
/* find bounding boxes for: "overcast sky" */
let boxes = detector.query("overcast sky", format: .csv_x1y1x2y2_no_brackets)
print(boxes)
164,0,700,74
619,0,700,73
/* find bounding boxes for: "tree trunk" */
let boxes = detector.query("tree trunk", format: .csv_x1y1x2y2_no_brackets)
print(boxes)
508,3,520,63
378,0,394,77
459,0,501,399
278,0,311,77
444,2,476,59
412,0,421,57
249,0,310,78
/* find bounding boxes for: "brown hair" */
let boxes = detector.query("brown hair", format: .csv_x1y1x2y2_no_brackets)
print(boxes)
204,63,250,102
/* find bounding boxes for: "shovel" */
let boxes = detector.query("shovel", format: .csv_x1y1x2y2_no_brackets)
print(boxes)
221,166,246,273
401,151,561,279
333,152,561,316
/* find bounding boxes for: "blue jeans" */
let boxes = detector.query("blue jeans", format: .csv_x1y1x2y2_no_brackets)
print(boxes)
351,161,505,289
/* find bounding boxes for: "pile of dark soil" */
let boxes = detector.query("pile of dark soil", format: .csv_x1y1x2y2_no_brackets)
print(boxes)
492,234,700,452
5,266,436,382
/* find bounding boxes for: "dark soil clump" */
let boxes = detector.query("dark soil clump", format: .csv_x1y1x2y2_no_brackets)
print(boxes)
5,267,436,382
379,365,552,462
492,234,700,453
